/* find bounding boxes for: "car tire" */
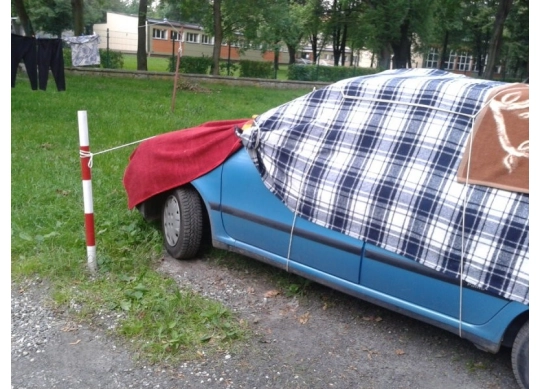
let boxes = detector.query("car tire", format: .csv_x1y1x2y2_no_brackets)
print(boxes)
511,320,529,389
161,186,203,259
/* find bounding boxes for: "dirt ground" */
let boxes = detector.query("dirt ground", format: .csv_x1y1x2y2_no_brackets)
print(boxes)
11,253,520,389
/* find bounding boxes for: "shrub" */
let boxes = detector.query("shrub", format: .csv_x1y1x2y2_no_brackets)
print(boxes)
219,61,239,76
62,47,72,67
100,49,124,69
287,64,380,82
169,55,213,74
238,60,274,79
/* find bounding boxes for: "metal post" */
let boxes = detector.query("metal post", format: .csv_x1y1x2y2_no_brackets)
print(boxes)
78,111,97,273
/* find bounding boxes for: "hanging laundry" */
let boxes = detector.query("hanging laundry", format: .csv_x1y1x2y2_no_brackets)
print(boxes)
37,38,66,91
64,35,101,67
11,34,38,90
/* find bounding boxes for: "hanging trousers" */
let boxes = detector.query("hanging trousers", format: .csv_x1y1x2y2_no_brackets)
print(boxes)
11,34,38,90
37,38,66,91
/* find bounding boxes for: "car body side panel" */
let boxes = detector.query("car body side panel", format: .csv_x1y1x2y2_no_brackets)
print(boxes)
289,217,363,284
190,148,528,353
220,150,294,259
284,257,527,351
361,243,518,325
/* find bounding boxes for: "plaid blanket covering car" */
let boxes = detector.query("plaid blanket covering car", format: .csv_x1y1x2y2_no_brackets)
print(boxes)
239,68,529,305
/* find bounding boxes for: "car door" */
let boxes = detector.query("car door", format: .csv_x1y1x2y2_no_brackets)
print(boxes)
288,217,363,284
220,148,294,260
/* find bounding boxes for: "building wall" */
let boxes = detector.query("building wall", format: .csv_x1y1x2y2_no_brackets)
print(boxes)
93,12,296,64
93,13,138,54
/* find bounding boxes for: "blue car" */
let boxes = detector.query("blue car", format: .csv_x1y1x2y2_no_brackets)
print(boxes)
123,69,529,389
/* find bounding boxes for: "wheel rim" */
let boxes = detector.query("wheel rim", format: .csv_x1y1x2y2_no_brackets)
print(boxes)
163,195,181,247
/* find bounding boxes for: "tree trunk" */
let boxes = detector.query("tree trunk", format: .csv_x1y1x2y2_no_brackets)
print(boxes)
482,0,513,80
287,44,296,64
274,47,279,78
378,45,392,70
438,30,449,70
211,0,223,76
390,20,410,69
137,0,148,71
340,23,347,66
332,25,341,66
310,33,318,63
71,0,84,36
13,0,34,36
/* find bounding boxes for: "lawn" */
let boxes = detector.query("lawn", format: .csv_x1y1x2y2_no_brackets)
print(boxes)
11,72,312,362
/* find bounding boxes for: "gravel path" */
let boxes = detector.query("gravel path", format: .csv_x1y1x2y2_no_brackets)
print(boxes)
12,255,520,389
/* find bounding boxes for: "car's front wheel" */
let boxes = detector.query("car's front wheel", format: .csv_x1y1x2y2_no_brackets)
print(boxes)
161,186,203,259
511,320,529,389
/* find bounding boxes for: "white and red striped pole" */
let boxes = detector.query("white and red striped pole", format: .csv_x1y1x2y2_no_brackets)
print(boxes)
78,111,97,273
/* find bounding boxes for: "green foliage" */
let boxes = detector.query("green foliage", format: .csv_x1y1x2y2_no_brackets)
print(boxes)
218,61,239,76
62,46,72,67
11,73,312,363
27,0,72,37
100,49,124,69
168,55,213,74
239,60,274,79
287,64,380,82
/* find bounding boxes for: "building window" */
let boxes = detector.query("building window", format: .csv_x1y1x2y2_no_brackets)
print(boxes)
456,52,470,71
446,52,456,70
425,47,439,68
201,35,214,45
186,33,199,43
152,28,166,39
171,31,182,41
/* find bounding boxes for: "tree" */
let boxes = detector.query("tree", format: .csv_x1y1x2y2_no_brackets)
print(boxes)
297,0,329,64
137,0,148,71
502,0,528,80
279,0,307,65
427,0,465,70
482,0,513,79
252,0,306,71
24,0,72,37
71,0,84,35
211,0,222,75
12,0,35,36
461,1,493,76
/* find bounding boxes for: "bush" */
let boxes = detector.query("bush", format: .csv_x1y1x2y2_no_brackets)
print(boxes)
100,49,124,69
219,61,239,76
62,47,72,67
169,55,213,74
287,64,380,82
239,60,274,79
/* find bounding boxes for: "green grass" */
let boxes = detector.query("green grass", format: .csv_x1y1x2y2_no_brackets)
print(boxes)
122,54,171,73
11,73,312,364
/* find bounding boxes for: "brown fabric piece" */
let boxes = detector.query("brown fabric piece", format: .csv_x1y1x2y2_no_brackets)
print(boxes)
457,83,529,193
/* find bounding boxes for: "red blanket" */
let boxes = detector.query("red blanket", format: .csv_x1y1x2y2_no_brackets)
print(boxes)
123,119,249,209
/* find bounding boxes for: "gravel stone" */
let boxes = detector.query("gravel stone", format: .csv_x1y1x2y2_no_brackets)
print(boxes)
11,255,520,389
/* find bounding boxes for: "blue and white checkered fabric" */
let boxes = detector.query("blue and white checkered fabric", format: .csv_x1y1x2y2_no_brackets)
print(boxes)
240,68,529,305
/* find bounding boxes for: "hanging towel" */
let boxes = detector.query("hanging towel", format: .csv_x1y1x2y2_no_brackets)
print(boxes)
64,35,100,67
